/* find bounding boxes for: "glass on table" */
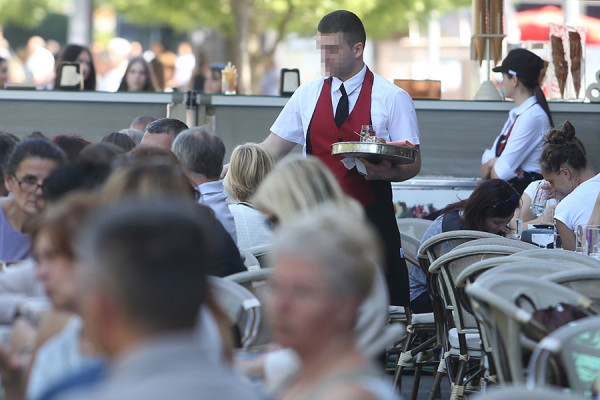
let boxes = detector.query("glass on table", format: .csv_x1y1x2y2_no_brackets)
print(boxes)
507,218,523,240
585,225,600,259
530,180,550,216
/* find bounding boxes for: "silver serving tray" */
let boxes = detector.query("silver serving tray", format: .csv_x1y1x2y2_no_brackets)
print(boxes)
331,141,418,165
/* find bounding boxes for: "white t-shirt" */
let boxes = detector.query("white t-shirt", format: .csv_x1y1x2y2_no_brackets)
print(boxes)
481,96,551,181
554,173,600,231
270,65,420,153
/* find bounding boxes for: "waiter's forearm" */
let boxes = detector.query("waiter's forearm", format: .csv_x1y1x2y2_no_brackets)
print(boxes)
260,133,296,162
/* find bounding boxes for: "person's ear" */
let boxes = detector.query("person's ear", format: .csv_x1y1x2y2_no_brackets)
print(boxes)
4,173,13,194
353,42,364,59
560,166,571,180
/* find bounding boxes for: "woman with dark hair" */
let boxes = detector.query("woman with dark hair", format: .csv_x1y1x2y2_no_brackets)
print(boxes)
480,49,553,194
410,179,519,313
53,44,96,90
52,134,91,162
540,121,599,251
117,57,158,92
0,138,66,261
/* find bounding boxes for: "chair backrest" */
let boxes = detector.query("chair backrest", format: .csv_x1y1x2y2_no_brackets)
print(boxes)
469,384,589,400
509,249,600,268
456,256,531,287
528,315,600,397
544,269,600,306
418,230,499,267
466,273,594,384
239,249,261,270
477,260,591,281
208,276,262,349
397,217,433,242
429,245,524,334
226,269,272,345
454,237,539,251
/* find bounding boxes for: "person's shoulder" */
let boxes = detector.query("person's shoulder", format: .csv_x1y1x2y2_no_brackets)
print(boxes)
372,73,413,102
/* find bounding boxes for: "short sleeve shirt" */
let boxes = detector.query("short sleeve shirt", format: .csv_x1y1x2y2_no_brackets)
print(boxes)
270,65,420,153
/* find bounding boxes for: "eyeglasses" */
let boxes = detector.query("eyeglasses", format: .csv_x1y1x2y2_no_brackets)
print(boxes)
491,193,519,213
12,175,45,193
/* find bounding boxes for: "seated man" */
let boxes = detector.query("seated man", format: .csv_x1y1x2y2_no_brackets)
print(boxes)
68,201,261,400
140,118,188,149
171,127,237,244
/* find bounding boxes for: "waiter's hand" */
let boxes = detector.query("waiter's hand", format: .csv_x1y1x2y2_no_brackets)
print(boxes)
358,158,393,180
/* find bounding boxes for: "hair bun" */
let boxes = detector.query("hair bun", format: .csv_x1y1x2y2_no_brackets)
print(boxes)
545,120,576,145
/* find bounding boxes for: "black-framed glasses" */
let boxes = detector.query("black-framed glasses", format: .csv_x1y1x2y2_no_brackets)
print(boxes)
491,193,519,213
12,175,45,193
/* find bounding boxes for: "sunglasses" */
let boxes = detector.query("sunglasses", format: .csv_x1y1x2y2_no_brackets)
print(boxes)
491,193,519,213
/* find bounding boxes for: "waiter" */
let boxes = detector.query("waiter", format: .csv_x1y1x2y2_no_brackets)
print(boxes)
258,10,421,305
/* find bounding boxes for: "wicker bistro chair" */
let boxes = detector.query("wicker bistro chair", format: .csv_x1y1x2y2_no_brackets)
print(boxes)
527,315,600,397
456,256,532,288
428,245,524,399
507,248,600,268
453,237,539,251
208,276,262,349
469,384,589,400
466,274,597,385
392,231,499,398
544,269,600,307
477,260,593,281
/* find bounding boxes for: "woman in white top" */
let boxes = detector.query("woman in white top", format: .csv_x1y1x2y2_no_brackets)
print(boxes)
480,48,553,195
540,121,599,250
224,143,274,258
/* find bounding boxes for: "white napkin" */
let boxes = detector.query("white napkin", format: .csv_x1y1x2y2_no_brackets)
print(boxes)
340,157,367,175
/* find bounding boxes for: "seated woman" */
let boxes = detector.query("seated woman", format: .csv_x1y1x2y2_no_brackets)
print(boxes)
1,138,66,261
411,179,519,313
514,179,556,226
269,204,397,399
223,143,274,257
117,56,158,92
540,121,600,251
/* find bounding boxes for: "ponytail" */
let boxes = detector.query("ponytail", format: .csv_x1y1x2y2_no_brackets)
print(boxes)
534,85,554,128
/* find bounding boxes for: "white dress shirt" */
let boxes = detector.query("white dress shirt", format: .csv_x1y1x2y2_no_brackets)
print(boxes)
481,96,551,181
271,64,420,153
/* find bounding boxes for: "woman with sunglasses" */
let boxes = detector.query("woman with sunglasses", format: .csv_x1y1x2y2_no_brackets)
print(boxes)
1,138,66,261
480,49,553,195
410,179,519,313
540,121,599,251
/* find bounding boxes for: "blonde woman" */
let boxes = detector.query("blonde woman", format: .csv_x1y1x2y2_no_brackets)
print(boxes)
252,154,361,227
224,143,274,256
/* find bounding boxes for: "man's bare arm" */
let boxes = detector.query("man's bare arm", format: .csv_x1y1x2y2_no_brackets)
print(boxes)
259,132,297,162
220,132,297,179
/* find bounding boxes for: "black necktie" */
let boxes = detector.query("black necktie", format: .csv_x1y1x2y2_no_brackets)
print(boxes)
335,83,349,129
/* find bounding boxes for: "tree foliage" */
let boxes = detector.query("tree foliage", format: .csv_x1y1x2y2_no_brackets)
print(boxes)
0,0,66,28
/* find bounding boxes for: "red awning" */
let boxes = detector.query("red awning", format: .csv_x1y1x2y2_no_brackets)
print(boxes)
516,5,600,44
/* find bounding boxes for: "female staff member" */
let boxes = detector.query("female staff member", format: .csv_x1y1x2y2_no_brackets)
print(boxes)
1,138,65,261
540,121,599,251
480,48,553,194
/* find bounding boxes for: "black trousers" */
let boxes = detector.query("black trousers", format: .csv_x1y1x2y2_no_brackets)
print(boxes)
509,172,544,196
365,181,409,306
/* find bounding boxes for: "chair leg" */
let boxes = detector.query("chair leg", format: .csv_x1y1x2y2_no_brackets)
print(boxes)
393,329,414,388
410,362,424,400
428,353,447,400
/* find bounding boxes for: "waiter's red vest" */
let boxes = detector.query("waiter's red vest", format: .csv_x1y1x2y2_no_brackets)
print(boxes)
307,68,375,206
